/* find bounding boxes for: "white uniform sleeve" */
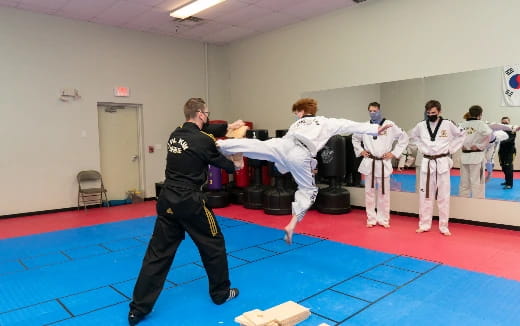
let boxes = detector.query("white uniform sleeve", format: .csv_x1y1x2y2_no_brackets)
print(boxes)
448,121,466,154
390,126,409,158
351,134,364,157
326,118,379,136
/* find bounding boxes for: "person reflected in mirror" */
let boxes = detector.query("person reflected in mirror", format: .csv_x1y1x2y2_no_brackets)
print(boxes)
216,98,392,244
408,100,466,236
498,116,517,189
352,102,409,228
458,106,492,198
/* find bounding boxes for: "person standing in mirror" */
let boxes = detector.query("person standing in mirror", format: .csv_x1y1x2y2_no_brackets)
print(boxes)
352,102,409,228
408,100,465,236
458,106,492,198
498,116,517,189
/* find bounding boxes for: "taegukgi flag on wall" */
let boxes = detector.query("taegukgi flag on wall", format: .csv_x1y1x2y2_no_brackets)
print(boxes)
502,65,520,106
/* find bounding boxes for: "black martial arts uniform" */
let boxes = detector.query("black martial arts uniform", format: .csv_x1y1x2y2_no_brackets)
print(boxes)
498,130,516,187
129,122,236,317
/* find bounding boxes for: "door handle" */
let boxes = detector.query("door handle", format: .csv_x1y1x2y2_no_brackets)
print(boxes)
131,155,138,162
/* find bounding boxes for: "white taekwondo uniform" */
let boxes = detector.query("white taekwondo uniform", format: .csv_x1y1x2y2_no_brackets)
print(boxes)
217,116,379,222
408,118,465,233
352,119,408,226
458,119,492,198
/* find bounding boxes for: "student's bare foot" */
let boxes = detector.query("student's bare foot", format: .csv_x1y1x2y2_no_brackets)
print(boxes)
381,224,390,228
441,230,451,236
416,228,429,233
366,223,375,228
283,227,294,245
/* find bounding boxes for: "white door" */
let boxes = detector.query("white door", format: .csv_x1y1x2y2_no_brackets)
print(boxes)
98,103,142,201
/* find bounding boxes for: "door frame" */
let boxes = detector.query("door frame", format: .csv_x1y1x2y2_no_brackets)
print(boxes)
97,102,146,198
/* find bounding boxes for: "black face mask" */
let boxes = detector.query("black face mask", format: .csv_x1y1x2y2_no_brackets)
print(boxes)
427,115,438,122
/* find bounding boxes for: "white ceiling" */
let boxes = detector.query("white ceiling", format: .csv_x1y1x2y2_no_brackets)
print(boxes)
0,0,364,44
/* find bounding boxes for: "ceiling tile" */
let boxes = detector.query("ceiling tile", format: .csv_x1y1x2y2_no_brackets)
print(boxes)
91,0,151,26
126,0,165,6
281,0,353,20
239,11,300,31
254,0,308,11
123,8,171,30
212,4,271,26
57,0,119,20
18,0,69,10
0,0,363,44
0,0,19,7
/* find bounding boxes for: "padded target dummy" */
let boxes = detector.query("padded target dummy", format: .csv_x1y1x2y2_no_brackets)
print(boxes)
227,125,251,204
205,164,230,208
316,135,351,214
263,129,295,215
244,129,269,209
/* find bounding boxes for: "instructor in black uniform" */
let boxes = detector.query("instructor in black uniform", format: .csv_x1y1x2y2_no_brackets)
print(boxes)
128,98,240,325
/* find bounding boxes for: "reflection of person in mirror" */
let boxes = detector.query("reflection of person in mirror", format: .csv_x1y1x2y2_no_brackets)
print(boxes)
397,143,418,171
408,100,465,236
352,102,409,228
484,129,509,182
458,106,492,198
498,117,517,189
216,98,392,244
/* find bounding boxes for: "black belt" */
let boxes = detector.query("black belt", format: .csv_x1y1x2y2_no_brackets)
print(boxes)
462,149,483,153
165,180,203,192
423,152,449,199
367,152,385,195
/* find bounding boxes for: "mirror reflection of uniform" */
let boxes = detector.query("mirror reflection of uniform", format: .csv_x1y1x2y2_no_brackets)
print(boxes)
458,106,492,198
498,117,517,189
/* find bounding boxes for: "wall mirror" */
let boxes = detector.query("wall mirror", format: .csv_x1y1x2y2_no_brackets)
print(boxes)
304,66,520,202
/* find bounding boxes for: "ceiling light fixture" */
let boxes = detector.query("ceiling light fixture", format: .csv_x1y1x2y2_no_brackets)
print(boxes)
170,0,226,20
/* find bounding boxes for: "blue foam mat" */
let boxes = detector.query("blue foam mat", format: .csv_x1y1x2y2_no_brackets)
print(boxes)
1,216,519,325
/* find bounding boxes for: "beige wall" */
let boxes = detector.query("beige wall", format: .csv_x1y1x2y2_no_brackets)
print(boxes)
226,0,520,132
224,0,520,222
0,7,210,215
3,0,520,219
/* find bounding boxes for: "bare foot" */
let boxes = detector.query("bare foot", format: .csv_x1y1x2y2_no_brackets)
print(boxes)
441,230,451,236
366,223,375,228
381,224,390,228
283,226,294,245
416,228,428,233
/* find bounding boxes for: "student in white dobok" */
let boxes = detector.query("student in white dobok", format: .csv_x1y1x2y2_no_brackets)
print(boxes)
409,100,465,236
352,102,409,228
217,98,392,244
458,106,492,198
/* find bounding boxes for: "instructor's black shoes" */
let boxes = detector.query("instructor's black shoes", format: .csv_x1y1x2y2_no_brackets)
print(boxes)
128,311,144,326
226,288,239,302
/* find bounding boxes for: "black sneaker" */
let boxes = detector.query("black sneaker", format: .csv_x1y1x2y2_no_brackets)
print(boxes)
504,185,513,189
501,182,507,185
128,311,144,326
226,288,239,302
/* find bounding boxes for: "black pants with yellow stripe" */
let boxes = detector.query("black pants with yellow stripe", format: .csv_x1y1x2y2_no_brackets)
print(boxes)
130,190,231,316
